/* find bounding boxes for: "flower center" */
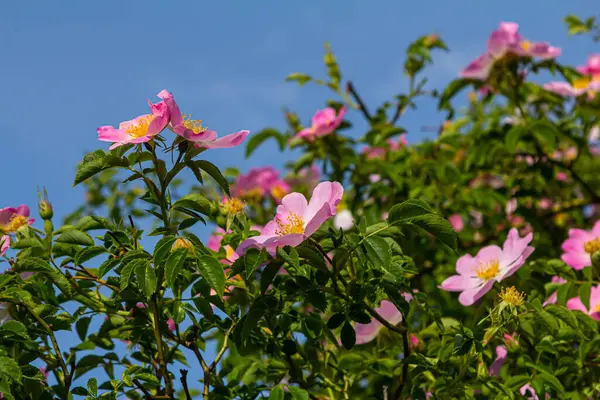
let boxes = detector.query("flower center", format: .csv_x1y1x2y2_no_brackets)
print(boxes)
172,238,194,252
241,188,263,201
573,77,591,90
223,198,246,215
475,260,500,281
275,211,305,236
270,185,287,201
520,40,531,51
181,113,208,135
4,215,28,233
225,246,237,260
125,114,155,138
499,286,526,306
584,237,600,255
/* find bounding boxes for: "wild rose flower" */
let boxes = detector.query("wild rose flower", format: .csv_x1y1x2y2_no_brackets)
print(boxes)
354,300,403,345
544,276,567,306
158,90,249,149
207,227,240,265
0,236,8,256
578,54,600,75
561,221,600,270
167,318,176,331
520,383,550,399
296,106,347,141
489,345,507,377
237,181,343,255
448,214,464,232
97,91,170,150
567,284,600,320
333,209,354,231
556,171,568,181
270,180,291,203
409,334,422,351
538,198,553,210
461,22,560,80
544,78,600,99
232,167,282,201
362,135,408,159
0,205,34,234
440,228,534,306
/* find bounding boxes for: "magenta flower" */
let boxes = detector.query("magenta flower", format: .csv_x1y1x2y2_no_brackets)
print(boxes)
237,181,343,255
543,276,567,306
577,54,600,76
97,91,170,150
362,135,408,159
296,106,347,141
158,90,249,149
0,205,34,234
561,221,600,270
489,345,507,377
567,284,600,320
448,214,464,232
167,318,176,331
520,383,549,399
207,227,239,265
544,78,600,99
0,236,8,256
440,228,534,306
556,171,568,181
232,167,282,201
354,301,403,345
461,22,560,80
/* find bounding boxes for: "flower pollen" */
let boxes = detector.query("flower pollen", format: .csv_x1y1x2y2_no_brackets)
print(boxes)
124,115,155,138
4,215,28,233
275,211,305,236
181,113,208,135
475,260,500,281
573,77,592,91
499,286,526,306
271,185,287,201
584,237,600,255
172,238,194,252
223,198,246,215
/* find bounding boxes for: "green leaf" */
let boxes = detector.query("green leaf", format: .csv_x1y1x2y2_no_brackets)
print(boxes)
196,256,225,299
361,236,391,269
545,304,584,338
98,257,119,279
87,377,98,397
136,262,157,299
539,371,565,393
55,229,94,246
193,160,230,196
120,259,145,290
242,248,267,277
505,125,526,153
74,246,107,265
76,216,113,231
269,385,285,400
505,375,530,390
165,248,188,289
438,78,473,111
277,246,300,269
133,373,159,384
76,317,92,341
71,387,89,396
172,193,212,216
73,150,129,186
245,128,284,158
287,386,309,400
580,282,592,310
387,199,433,221
15,257,53,273
0,357,22,383
153,236,177,266
285,72,312,86
327,313,346,330
340,322,356,350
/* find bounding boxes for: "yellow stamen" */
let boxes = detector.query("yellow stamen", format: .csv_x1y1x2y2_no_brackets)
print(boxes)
275,211,305,236
594,303,600,313
499,286,526,306
475,260,500,281
573,77,592,90
225,245,237,260
181,113,208,135
271,185,287,201
584,237,600,255
3,215,28,233
124,114,155,139
223,198,246,215
520,40,531,51
241,188,263,201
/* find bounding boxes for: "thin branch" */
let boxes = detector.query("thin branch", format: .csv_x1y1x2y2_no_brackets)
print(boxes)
133,379,153,399
346,81,373,122
208,322,236,373
180,370,193,400
150,297,174,397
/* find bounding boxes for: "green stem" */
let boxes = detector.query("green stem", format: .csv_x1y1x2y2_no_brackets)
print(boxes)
151,297,173,397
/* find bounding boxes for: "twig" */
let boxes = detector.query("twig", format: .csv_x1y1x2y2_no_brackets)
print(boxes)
208,322,236,373
180,370,193,400
133,379,153,399
151,297,173,397
346,81,373,122
393,328,411,400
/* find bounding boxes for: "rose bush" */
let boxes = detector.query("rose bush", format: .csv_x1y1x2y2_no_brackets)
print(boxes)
2,14,600,400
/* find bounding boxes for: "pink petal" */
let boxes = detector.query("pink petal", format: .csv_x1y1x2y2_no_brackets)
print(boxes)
592,220,600,237
561,251,591,270
303,203,332,237
562,237,586,253
376,300,403,325
458,280,494,306
305,181,344,222
97,126,128,143
544,82,581,97
0,236,9,256
461,54,494,80
489,345,507,377
354,319,381,345
440,275,470,292
566,296,588,313
476,245,503,264
456,254,478,275
200,130,250,149
278,193,308,219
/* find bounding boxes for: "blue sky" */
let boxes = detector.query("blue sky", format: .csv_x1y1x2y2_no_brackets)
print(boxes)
0,0,597,394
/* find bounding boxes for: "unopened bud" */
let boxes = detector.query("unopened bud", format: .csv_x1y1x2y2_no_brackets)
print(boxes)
221,197,246,215
37,187,53,220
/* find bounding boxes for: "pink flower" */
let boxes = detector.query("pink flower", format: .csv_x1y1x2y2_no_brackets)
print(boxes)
538,198,553,210
354,301,403,345
97,91,170,150
296,106,347,141
506,198,518,215
0,236,8,256
544,276,567,306
270,180,291,203
489,345,507,377
520,383,549,399
556,171,568,181
561,221,600,270
409,333,421,351
362,135,408,159
232,167,281,200
448,214,464,232
285,165,321,191
0,205,34,234
567,284,600,320
40,367,48,381
237,181,343,255
577,54,600,76
590,126,600,155
461,22,560,80
440,228,534,306
207,227,240,265
167,318,176,331
159,90,249,149
544,78,600,99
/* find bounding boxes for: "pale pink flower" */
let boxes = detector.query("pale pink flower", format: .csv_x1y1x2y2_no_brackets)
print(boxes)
590,126,600,155
0,205,34,234
97,91,170,150
544,78,600,99
461,22,560,80
159,90,249,149
297,106,347,141
369,174,381,183
538,198,553,210
207,227,240,265
520,383,550,399
506,198,518,215
440,229,534,306
354,300,403,345
167,318,176,331
448,214,464,232
0,236,8,256
556,171,568,181
237,182,343,255
577,54,600,76
567,284,600,320
333,209,354,231
544,276,567,306
561,221,600,270
489,345,507,377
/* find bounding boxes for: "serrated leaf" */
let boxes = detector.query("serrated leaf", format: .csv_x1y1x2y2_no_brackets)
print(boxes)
362,236,391,269
98,257,119,279
120,259,144,291
136,262,157,299
196,256,225,299
269,385,285,400
545,304,584,338
0,357,22,383
165,248,188,289
277,247,300,269
76,317,92,341
505,125,526,153
287,386,309,400
76,216,113,231
153,236,177,266
74,246,107,265
55,229,94,246
73,150,129,186
15,257,53,273
172,193,212,216
194,160,230,196
87,377,98,396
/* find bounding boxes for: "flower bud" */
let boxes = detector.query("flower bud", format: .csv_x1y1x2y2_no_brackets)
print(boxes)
37,187,53,220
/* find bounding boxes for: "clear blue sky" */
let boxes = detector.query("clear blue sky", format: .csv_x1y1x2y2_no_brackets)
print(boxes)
1,0,596,395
